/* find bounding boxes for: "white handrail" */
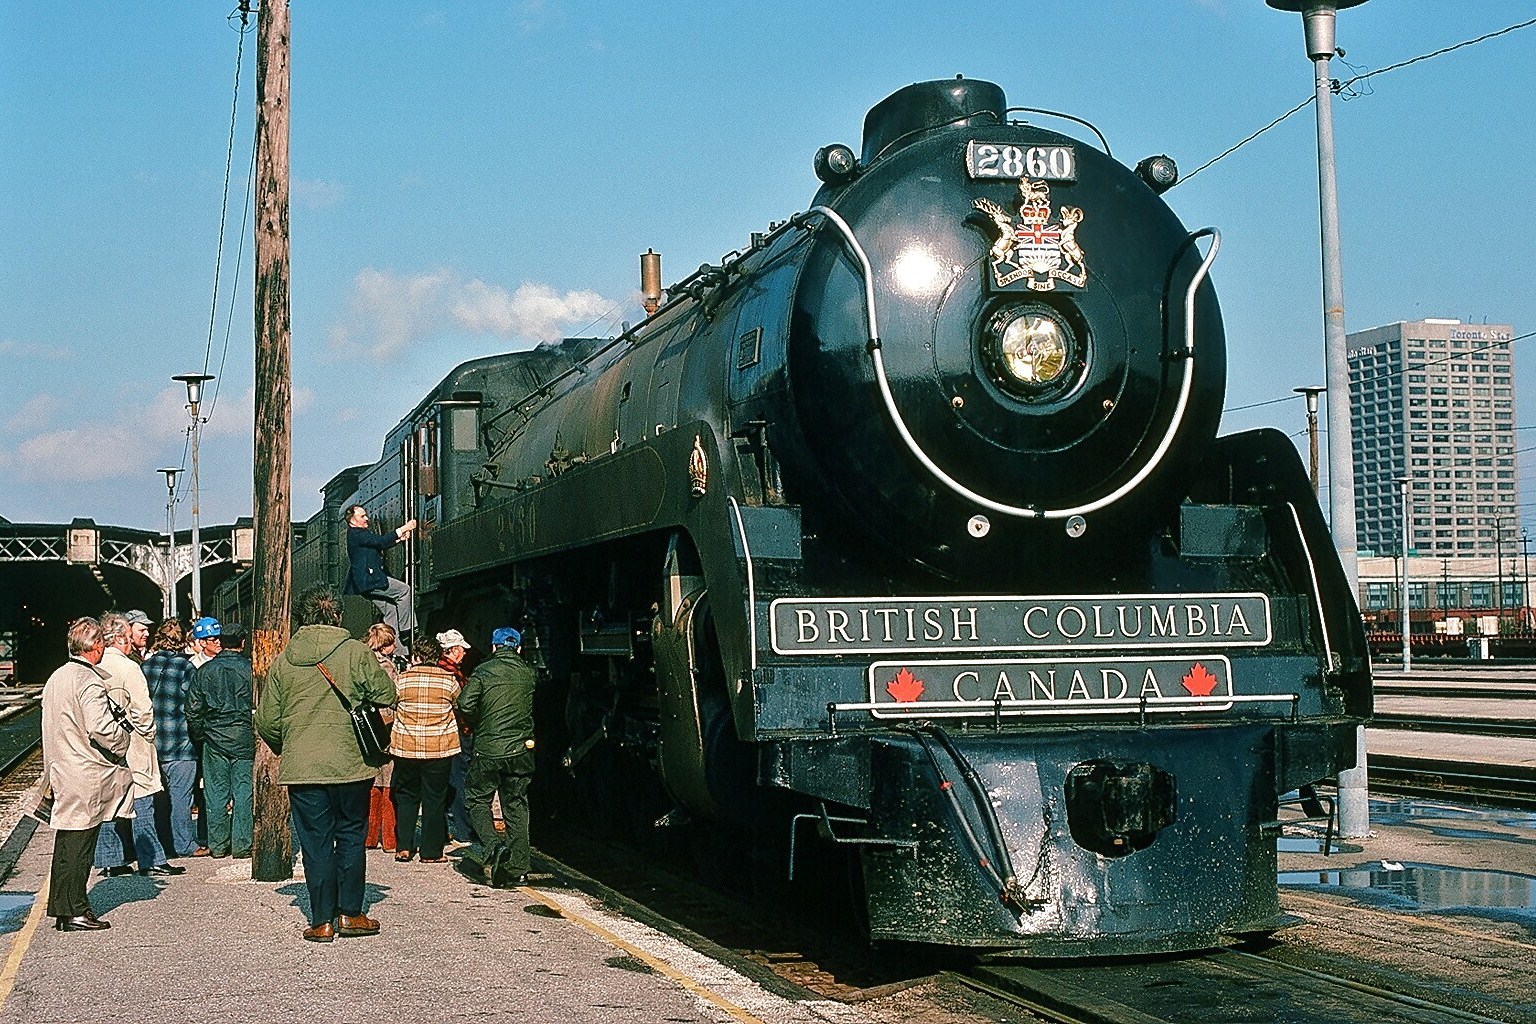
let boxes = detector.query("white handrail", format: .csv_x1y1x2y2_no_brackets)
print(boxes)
805,205,1219,522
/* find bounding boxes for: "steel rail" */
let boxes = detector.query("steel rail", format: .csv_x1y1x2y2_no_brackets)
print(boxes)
1371,713,1536,740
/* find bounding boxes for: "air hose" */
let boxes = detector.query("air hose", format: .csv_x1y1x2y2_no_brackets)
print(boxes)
905,727,1033,914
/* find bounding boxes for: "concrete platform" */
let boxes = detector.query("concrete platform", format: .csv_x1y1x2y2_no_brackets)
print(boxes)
1368,727,1536,769
0,814,934,1024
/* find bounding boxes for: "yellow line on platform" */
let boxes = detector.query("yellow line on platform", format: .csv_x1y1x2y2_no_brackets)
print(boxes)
0,868,50,1013
522,886,769,1024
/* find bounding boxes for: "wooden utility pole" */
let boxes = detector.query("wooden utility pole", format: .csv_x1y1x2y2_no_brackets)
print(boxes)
251,0,293,883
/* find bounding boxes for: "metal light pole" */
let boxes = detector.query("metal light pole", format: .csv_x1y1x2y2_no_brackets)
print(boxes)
1398,477,1411,671
158,467,181,620
1268,0,1369,838
1495,522,1505,627
173,373,215,617
1523,528,1531,629
1295,385,1326,493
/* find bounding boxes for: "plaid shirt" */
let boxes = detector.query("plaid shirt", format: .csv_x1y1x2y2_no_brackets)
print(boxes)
389,664,462,760
145,649,197,760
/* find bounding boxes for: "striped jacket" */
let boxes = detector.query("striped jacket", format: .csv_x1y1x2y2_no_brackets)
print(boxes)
389,663,462,760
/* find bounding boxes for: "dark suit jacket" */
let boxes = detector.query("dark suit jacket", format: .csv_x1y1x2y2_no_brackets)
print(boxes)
345,525,400,596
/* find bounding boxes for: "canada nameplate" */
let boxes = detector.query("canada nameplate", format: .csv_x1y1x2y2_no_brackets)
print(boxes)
867,654,1235,719
769,593,1271,656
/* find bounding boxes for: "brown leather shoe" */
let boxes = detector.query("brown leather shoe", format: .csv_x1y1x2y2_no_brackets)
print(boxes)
55,915,110,931
302,921,335,943
337,913,380,937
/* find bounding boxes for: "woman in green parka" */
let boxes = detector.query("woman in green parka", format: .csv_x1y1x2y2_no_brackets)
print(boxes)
256,584,396,943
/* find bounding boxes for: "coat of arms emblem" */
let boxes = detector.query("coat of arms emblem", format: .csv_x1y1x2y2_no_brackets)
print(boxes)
973,180,1087,292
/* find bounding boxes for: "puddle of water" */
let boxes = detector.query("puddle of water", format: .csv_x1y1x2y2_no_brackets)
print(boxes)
0,892,35,935
1277,837,1332,854
1279,862,1536,928
1370,799,1536,829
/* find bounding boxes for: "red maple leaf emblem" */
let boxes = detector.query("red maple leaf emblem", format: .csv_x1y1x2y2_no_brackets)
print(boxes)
885,667,925,703
1182,662,1219,697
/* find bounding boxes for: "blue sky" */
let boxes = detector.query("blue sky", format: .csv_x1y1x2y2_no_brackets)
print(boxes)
2,2,1533,534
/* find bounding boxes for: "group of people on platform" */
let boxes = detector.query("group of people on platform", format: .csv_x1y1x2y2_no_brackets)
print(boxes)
39,574,538,944
39,610,254,931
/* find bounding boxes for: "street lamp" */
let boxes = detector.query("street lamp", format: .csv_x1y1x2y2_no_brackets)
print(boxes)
1398,477,1411,671
1294,385,1326,494
172,372,215,616
1486,515,1511,629
158,467,180,619
1269,0,1369,839
1523,528,1531,630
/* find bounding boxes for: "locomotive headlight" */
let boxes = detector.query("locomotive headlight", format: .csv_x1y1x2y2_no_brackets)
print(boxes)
986,304,1075,397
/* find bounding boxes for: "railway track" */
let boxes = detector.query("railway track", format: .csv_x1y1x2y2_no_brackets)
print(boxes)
1369,755,1536,807
1371,714,1536,740
957,945,1513,1023
0,696,42,779
536,827,1517,1021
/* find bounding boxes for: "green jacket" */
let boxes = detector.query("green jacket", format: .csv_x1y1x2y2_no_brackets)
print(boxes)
255,624,395,785
456,648,535,760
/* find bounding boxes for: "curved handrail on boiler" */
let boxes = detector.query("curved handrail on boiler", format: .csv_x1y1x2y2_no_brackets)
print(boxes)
802,205,1220,524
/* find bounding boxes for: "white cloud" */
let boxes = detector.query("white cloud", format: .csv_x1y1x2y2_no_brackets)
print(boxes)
294,178,348,209
0,339,75,361
329,268,620,361
4,393,63,435
514,0,562,34
14,424,147,483
5,386,191,485
451,280,611,342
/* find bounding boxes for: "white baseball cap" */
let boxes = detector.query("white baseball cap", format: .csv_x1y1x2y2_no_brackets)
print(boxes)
436,629,471,650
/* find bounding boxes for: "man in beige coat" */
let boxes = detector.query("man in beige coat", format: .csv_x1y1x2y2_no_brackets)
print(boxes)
94,612,182,876
41,617,132,930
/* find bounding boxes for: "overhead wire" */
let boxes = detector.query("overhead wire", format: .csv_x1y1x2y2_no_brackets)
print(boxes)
1226,331,1533,415
170,2,254,510
1179,16,1536,184
200,2,255,417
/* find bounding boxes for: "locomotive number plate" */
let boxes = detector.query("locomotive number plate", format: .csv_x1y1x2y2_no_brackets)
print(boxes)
866,654,1235,719
966,142,1076,182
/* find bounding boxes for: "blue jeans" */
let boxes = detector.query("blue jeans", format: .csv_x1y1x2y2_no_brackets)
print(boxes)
447,735,473,841
202,750,254,856
94,794,168,869
160,759,199,857
289,781,371,927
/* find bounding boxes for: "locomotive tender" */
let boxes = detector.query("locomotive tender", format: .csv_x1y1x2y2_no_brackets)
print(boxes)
285,78,1369,955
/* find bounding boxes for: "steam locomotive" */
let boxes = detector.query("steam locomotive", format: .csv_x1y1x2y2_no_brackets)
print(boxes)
258,78,1370,955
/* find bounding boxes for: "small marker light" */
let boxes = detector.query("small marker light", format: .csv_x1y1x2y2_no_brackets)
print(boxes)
1135,154,1179,194
814,144,859,185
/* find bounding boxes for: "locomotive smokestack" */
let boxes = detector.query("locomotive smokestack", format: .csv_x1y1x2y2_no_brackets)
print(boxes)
640,249,662,316
861,77,1005,166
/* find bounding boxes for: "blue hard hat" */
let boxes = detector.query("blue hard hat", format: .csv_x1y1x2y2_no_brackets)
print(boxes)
191,617,222,639
491,626,521,649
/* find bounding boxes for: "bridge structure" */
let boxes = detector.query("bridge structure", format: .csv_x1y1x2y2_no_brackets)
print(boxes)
0,517,256,618
0,516,270,682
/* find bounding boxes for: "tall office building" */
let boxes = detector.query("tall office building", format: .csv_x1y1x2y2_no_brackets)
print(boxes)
1349,319,1517,559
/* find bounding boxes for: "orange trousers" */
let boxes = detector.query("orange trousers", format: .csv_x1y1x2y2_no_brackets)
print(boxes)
366,786,396,851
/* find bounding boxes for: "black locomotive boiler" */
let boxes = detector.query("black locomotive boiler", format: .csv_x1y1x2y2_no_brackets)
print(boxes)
285,77,1369,955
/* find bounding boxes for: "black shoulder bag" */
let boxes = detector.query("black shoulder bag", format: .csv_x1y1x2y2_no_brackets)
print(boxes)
318,662,389,764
